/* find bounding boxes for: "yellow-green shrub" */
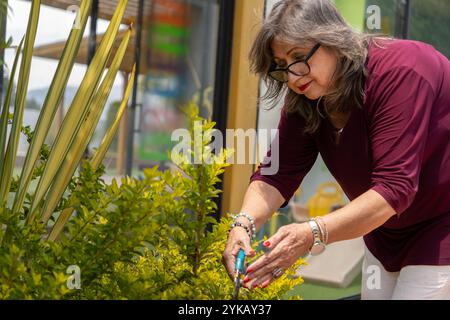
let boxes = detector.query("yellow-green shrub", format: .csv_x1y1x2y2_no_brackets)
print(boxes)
0,104,304,299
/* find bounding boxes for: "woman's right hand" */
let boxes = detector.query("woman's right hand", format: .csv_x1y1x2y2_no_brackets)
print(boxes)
222,222,256,281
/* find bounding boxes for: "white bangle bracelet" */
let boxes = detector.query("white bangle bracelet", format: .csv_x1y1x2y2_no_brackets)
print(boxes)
312,217,328,245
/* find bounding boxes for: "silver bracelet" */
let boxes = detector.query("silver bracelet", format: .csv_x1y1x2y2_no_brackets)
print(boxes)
231,212,256,240
313,217,328,245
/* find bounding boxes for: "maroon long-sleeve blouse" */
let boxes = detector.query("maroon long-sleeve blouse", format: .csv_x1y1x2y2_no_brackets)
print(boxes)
250,39,450,272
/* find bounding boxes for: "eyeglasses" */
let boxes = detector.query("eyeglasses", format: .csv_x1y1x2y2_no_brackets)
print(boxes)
268,43,321,83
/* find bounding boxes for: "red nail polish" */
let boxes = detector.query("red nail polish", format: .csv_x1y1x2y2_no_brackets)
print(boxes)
264,241,271,247
243,276,251,283
262,283,269,288
252,282,258,289
246,267,253,273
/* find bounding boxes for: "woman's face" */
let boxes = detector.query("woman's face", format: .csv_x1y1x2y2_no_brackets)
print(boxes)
270,38,338,100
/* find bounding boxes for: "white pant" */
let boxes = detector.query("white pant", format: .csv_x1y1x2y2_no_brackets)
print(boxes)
361,245,450,300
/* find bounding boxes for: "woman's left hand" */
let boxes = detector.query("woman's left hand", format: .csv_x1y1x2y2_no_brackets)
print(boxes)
243,222,313,289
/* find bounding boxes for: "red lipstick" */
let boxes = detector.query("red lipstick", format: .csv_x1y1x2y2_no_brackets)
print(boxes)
298,81,312,92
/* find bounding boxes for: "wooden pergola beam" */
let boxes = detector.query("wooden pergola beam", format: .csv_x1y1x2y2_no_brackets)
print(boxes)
40,0,145,25
32,28,144,74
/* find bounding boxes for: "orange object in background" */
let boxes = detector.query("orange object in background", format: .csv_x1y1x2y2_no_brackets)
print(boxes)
307,182,346,217
152,0,191,28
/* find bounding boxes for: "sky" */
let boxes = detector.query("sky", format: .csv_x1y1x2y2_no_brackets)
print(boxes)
5,0,121,90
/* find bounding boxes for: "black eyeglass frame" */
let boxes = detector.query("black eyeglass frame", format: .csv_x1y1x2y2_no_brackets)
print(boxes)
268,43,321,83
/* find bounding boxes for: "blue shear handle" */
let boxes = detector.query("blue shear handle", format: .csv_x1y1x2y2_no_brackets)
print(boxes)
235,249,246,272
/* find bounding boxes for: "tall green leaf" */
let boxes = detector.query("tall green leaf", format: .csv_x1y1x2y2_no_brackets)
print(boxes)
47,64,135,241
0,38,24,188
41,28,131,223
28,0,128,223
12,0,93,215
0,0,40,203
91,64,136,169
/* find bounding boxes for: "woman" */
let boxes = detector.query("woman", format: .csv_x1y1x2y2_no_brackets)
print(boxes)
222,0,450,299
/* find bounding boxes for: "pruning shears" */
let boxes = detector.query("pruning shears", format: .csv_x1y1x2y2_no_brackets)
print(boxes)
232,249,246,300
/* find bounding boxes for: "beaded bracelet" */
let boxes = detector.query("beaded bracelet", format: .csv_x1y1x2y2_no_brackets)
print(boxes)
227,221,252,239
231,212,256,240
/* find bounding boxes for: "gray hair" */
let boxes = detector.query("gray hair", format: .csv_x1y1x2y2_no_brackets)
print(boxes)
250,0,385,133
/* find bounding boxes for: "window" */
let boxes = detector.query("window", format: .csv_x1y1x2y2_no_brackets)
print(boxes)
132,0,220,172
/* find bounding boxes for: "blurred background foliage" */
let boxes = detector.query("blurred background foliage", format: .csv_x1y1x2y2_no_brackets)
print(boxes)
365,0,450,57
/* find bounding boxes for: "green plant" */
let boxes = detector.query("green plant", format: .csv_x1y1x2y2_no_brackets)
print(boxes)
0,0,134,232
104,104,304,300
99,100,121,153
0,103,304,299
0,0,135,298
53,103,304,300
0,0,11,69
